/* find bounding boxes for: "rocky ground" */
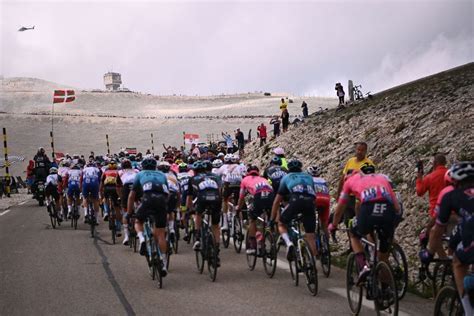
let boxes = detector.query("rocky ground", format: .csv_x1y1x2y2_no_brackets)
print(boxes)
244,62,474,287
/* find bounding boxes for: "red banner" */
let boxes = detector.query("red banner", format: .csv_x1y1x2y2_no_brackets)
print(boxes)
184,133,200,144
53,90,75,103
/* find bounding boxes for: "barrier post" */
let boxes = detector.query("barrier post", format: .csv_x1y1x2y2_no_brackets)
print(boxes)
2,128,11,197
151,133,154,155
106,134,110,155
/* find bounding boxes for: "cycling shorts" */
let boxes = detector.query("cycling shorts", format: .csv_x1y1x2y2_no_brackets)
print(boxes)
80,181,98,199
121,183,133,208
351,201,397,253
279,194,316,233
68,183,81,198
249,192,274,220
103,185,120,207
45,184,60,201
195,191,222,226
344,195,356,226
168,192,179,214
180,190,188,207
316,196,330,226
136,192,168,228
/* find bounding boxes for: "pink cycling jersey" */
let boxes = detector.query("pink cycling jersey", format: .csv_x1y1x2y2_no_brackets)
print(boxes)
239,175,273,199
433,185,454,219
339,173,397,205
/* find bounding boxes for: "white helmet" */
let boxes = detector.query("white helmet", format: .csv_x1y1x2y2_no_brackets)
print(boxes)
231,154,240,163
274,147,285,155
212,159,223,168
224,154,233,163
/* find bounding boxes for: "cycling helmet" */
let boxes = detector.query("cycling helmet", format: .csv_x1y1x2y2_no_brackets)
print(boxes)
231,154,240,163
444,169,454,185
217,152,225,158
188,156,196,164
246,165,259,176
157,160,171,172
63,161,71,168
108,160,117,170
141,157,157,170
360,162,376,174
193,161,205,172
202,160,212,171
271,156,282,166
212,159,223,168
121,159,132,169
224,154,233,163
175,159,183,165
71,164,80,170
49,167,58,174
287,159,303,172
307,165,322,177
450,161,474,181
273,147,285,156
178,162,188,172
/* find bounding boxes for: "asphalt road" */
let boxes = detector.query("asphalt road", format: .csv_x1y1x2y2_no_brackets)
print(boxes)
1,200,434,316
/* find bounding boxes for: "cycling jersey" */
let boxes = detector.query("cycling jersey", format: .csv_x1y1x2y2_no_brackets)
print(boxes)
82,166,100,185
263,165,288,191
45,174,62,200
58,167,69,178
166,172,180,194
239,175,273,199
436,186,474,264
133,170,169,195
278,172,316,197
188,172,222,225
339,173,397,206
67,169,82,186
433,185,454,219
102,169,119,187
46,174,61,187
119,169,138,185
312,176,330,225
221,164,247,186
342,157,374,176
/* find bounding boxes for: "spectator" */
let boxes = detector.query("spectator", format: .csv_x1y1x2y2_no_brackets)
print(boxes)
26,160,35,194
269,116,281,138
281,108,290,133
257,123,267,147
301,101,308,118
222,132,234,154
279,98,288,112
416,154,448,234
335,83,345,105
235,128,245,156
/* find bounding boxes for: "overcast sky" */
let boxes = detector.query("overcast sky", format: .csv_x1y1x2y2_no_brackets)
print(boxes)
1,0,472,96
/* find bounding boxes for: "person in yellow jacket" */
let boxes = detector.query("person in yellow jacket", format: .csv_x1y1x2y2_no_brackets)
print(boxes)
279,98,288,112
273,147,288,169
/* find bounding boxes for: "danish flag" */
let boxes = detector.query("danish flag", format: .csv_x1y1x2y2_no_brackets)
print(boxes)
53,90,75,103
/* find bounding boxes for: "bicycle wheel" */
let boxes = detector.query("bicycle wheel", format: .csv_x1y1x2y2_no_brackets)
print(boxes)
153,256,163,289
301,240,318,296
433,286,462,316
433,261,454,298
207,231,218,282
288,245,299,286
166,240,172,270
346,253,363,315
263,230,277,278
389,242,408,300
373,261,398,315
49,205,57,229
221,214,230,248
320,233,331,278
173,224,179,254
145,238,154,279
233,215,243,253
195,230,205,274
245,230,257,271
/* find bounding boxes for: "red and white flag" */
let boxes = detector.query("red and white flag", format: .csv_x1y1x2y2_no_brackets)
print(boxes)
184,133,200,144
53,90,75,103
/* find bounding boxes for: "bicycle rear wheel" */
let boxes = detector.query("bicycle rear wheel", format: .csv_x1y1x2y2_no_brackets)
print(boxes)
263,230,277,278
433,261,453,298
320,233,331,278
301,240,318,296
233,215,243,253
288,245,299,286
433,286,462,316
389,242,408,300
346,253,363,315
373,261,398,315
207,231,218,282
245,230,257,271
195,230,205,274
221,214,230,248
73,207,78,230
49,205,57,229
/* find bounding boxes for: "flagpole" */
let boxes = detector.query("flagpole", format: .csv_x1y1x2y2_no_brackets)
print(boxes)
51,99,55,159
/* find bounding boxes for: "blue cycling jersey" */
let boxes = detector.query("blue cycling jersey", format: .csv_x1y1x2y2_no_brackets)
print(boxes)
133,170,169,194
278,172,316,197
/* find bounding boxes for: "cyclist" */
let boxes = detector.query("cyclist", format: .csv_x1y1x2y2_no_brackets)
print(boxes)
421,161,474,315
186,161,223,264
116,159,138,245
263,156,288,193
270,159,317,260
177,162,192,241
100,160,122,235
128,157,170,276
81,160,101,223
64,163,83,221
307,165,331,245
273,147,288,169
329,164,401,283
45,167,63,221
158,161,181,243
212,159,223,175
221,154,247,232
236,165,274,254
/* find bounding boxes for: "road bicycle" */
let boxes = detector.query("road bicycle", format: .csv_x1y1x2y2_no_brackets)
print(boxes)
47,197,60,229
287,213,318,296
195,208,219,282
315,209,331,277
106,197,118,244
221,195,244,253
70,194,79,230
143,215,166,289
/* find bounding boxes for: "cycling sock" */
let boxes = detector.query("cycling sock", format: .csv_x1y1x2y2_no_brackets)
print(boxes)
461,295,473,316
281,233,291,246
123,226,129,238
168,220,175,232
355,252,367,270
67,205,72,213
137,232,145,243
83,207,88,217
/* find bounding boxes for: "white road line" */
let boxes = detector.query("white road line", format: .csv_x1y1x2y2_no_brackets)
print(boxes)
0,209,11,216
327,287,411,316
18,201,27,205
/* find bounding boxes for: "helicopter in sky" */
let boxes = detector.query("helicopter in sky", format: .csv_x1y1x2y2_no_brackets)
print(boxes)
18,26,35,32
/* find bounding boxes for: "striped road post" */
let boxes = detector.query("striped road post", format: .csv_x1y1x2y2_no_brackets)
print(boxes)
151,133,154,155
50,131,55,161
106,134,110,155
2,128,11,197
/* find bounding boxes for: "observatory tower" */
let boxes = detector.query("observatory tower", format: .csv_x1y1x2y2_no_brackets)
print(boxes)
103,72,122,91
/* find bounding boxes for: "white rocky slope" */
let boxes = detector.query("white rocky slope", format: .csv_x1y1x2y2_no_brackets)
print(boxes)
244,62,474,283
